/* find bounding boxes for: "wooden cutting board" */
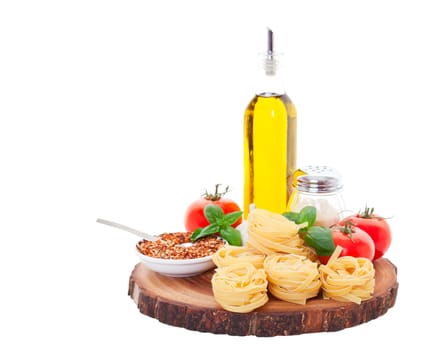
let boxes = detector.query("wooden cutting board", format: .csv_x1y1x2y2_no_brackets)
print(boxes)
128,258,398,337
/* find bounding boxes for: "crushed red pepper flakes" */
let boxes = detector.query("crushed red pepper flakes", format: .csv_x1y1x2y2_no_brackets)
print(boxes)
136,232,225,260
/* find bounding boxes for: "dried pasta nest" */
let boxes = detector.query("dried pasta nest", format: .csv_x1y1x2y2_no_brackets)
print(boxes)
246,209,314,260
211,262,269,313
212,246,266,269
319,247,375,304
264,254,321,305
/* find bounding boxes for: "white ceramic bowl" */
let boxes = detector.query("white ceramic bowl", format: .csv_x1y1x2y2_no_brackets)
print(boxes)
135,249,216,277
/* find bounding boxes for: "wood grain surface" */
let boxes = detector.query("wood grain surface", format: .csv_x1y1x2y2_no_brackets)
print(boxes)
128,258,398,336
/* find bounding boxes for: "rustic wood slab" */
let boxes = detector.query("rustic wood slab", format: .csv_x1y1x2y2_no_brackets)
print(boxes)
128,258,398,336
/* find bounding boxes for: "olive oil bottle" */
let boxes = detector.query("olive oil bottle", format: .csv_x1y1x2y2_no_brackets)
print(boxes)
244,28,297,218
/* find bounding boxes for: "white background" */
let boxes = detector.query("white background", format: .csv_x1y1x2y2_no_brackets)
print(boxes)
1,0,436,348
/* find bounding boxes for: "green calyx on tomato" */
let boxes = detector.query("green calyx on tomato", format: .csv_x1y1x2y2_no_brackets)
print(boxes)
283,206,335,257
357,205,390,220
202,184,231,201
190,204,243,246
337,221,356,240
358,206,377,219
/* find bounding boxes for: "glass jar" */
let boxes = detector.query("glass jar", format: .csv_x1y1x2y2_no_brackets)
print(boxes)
288,166,346,227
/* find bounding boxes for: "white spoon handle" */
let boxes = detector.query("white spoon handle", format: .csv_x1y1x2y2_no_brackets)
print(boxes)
96,218,159,241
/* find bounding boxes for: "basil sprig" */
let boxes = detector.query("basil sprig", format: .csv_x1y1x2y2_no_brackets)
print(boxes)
191,204,242,246
283,206,335,257
283,206,317,230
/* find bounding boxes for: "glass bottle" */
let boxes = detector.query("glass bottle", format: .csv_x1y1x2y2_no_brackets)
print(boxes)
243,28,297,218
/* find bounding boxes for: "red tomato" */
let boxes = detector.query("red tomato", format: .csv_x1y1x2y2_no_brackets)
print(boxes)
184,185,242,232
340,207,392,260
318,223,375,264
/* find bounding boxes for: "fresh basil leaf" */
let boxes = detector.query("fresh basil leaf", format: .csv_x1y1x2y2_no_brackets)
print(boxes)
190,224,220,241
283,206,316,228
202,223,221,235
304,226,335,256
190,228,203,241
298,206,316,228
283,211,300,222
204,204,224,224
222,211,243,226
219,226,242,246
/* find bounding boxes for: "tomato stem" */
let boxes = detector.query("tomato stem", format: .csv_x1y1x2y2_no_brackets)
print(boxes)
358,205,375,219
203,184,230,201
357,205,390,220
339,221,355,241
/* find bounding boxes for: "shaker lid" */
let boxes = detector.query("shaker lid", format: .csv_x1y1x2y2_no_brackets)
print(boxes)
296,175,343,193
301,165,341,178
294,165,343,193
295,165,343,193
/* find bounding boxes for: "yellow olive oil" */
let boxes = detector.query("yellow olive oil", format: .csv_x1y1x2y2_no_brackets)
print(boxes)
244,93,297,218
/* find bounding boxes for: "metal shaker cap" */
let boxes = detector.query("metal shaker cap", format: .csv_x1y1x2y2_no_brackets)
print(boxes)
296,175,343,194
301,165,342,178
295,166,343,194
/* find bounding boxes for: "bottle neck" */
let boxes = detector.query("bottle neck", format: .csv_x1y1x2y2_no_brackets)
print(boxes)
255,54,286,96
256,71,285,96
